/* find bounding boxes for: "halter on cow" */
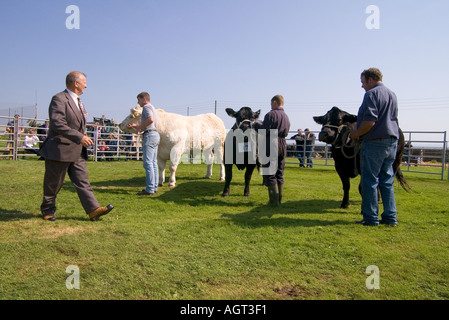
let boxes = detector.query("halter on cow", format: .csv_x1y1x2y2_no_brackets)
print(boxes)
222,107,262,197
314,106,410,209
321,123,359,159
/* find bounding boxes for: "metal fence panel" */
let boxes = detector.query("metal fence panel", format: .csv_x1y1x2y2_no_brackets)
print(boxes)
1,117,448,180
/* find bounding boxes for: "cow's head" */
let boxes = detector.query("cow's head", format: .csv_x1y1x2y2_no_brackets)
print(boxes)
226,107,262,131
313,106,357,146
119,105,143,133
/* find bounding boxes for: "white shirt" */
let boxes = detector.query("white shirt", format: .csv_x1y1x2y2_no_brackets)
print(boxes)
66,88,81,111
22,135,39,148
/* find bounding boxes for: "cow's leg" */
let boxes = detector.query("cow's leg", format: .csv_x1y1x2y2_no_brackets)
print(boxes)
222,164,232,197
168,161,178,187
205,164,213,179
219,163,225,181
243,164,256,197
158,157,166,187
203,147,214,179
167,145,185,187
340,175,351,209
216,144,225,181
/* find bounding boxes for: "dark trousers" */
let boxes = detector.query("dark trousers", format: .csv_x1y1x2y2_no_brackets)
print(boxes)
262,138,286,186
40,158,99,216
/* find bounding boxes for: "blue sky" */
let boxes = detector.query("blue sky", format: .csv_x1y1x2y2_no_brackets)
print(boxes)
0,0,448,134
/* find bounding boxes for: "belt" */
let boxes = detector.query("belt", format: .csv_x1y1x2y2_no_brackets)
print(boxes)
142,129,157,134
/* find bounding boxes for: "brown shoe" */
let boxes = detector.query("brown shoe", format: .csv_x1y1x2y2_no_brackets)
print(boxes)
88,204,114,221
42,213,56,222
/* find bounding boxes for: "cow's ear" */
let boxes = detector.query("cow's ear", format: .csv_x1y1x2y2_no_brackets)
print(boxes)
313,116,325,124
342,114,357,123
254,109,261,119
225,108,236,118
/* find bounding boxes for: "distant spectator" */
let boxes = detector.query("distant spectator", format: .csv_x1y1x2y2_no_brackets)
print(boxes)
94,121,103,140
97,140,107,161
37,120,49,147
105,134,117,161
304,128,316,168
122,132,133,161
290,129,305,167
22,128,40,155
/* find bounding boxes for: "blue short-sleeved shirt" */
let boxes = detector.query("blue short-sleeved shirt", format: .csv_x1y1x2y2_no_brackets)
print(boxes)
141,103,157,131
357,83,399,140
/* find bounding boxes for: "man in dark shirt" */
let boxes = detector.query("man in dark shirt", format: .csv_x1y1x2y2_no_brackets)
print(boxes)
304,128,316,168
350,68,400,227
261,95,291,206
290,129,305,167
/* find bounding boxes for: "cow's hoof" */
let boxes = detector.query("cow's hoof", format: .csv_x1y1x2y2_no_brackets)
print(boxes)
222,192,229,197
205,176,211,179
341,203,350,209
218,178,225,181
244,193,250,197
158,183,163,187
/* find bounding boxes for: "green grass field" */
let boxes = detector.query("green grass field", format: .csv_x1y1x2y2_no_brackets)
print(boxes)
0,159,448,300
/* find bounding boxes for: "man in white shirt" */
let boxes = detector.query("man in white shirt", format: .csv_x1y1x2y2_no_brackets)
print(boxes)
39,71,114,221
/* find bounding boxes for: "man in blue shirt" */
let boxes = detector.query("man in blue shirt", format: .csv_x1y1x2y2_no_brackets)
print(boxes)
128,92,160,195
350,68,399,226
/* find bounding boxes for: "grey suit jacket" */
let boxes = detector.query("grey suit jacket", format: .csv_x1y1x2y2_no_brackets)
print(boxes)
39,90,88,162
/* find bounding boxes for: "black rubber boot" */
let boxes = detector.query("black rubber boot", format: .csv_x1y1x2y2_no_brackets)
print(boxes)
267,184,280,206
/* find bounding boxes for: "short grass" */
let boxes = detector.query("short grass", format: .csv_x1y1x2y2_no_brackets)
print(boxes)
0,159,448,300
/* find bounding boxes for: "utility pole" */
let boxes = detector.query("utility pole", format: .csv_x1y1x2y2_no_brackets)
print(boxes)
214,100,217,114
35,90,38,119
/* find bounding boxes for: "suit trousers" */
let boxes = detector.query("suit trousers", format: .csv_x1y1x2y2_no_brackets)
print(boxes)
40,158,99,216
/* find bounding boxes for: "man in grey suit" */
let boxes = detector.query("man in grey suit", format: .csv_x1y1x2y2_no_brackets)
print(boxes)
39,71,113,221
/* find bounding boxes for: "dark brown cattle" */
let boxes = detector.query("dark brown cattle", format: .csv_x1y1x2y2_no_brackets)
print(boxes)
314,106,410,208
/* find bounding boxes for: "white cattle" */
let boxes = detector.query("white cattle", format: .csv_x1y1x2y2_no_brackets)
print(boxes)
119,106,226,187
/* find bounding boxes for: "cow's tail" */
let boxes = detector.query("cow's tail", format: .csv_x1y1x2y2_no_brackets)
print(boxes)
395,128,413,193
395,167,413,193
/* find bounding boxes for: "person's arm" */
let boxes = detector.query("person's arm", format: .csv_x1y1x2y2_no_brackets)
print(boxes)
349,121,375,140
128,116,154,133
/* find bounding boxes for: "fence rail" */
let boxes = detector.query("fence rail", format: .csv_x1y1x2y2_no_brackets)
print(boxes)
1,116,448,180
285,130,448,180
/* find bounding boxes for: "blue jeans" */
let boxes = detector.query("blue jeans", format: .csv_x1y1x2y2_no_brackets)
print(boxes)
305,150,313,168
360,137,398,225
142,131,160,193
296,150,305,166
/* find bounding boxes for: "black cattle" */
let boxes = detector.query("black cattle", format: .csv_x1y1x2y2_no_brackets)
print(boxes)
313,106,410,208
222,107,262,197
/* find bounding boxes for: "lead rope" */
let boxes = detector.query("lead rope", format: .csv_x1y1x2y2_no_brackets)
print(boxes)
340,129,359,159
340,128,360,176
323,124,346,145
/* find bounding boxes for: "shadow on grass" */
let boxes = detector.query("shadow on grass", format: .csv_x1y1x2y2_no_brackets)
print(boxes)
80,176,258,207
61,177,145,196
0,208,36,221
221,199,355,228
156,179,258,207
0,207,98,222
